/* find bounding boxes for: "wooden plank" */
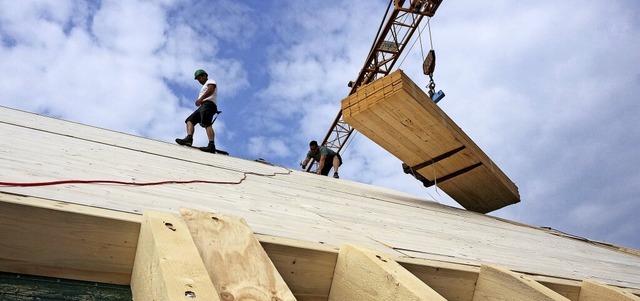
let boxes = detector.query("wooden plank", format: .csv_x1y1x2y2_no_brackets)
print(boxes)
130,210,220,301
328,243,447,301
578,280,640,301
534,276,582,301
257,235,338,301
0,194,139,285
473,264,570,301
399,258,479,301
341,69,520,213
180,208,297,301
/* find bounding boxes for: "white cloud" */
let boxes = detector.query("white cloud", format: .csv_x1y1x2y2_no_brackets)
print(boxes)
1,0,639,250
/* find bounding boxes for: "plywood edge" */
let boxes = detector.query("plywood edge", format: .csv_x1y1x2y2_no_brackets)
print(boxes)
180,208,297,301
0,194,139,285
328,243,447,301
578,280,640,301
0,191,142,223
130,210,220,301
473,264,570,301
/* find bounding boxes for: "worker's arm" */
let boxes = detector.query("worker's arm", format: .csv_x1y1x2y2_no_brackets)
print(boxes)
301,158,310,169
316,155,326,175
195,83,216,106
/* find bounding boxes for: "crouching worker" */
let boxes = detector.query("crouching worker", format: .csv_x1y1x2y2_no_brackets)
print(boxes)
301,140,342,178
175,69,218,153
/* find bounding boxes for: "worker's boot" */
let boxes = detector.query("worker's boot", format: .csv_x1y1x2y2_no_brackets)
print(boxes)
199,141,216,153
175,135,193,146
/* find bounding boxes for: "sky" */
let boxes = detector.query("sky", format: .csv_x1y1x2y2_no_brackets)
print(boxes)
1,1,639,250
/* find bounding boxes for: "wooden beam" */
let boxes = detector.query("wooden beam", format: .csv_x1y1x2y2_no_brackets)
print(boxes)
180,208,296,301
578,280,640,301
0,193,139,285
473,264,570,301
130,210,220,301
257,234,338,301
328,243,447,301
341,69,520,213
533,276,582,301
399,258,479,301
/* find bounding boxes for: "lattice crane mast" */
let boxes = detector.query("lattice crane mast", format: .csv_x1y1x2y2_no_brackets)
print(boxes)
306,0,443,172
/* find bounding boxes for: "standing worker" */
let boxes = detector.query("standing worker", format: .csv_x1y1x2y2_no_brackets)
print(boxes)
175,69,218,153
301,140,342,178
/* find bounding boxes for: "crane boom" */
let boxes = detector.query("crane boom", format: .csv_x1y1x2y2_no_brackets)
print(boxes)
307,0,442,172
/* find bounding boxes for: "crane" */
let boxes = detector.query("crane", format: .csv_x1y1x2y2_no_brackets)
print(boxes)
305,0,443,172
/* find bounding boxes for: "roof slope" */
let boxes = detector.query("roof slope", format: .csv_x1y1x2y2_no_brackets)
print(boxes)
1,105,639,291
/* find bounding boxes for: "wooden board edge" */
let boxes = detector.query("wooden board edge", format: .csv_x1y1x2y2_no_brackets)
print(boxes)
473,264,570,301
180,208,296,301
578,280,640,301
131,210,220,301
328,243,447,301
0,194,139,285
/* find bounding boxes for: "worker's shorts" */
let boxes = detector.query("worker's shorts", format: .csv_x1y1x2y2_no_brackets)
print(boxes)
185,101,217,127
320,153,343,176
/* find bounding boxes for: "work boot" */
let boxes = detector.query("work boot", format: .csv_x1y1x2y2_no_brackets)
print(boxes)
199,141,216,153
175,135,193,146
333,172,339,179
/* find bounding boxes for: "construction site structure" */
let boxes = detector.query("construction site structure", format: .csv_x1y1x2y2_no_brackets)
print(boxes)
313,0,443,164
1,105,640,300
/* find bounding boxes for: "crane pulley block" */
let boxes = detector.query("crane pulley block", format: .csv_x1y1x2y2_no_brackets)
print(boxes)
423,49,436,76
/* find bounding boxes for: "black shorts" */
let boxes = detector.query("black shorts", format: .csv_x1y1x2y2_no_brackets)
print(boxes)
185,101,217,127
320,153,343,176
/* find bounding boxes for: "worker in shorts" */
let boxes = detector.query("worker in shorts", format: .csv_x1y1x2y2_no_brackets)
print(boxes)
175,69,218,153
301,140,342,178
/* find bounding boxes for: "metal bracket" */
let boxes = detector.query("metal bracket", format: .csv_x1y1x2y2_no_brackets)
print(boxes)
410,145,466,171
420,162,483,188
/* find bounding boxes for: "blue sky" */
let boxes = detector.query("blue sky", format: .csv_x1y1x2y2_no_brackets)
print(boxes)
1,0,639,250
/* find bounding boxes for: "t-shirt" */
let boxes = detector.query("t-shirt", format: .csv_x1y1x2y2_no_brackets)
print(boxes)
306,146,336,161
199,79,217,105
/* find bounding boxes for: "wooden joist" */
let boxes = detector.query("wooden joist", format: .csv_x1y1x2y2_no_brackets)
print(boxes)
0,193,139,285
328,244,447,300
341,69,520,213
473,265,569,301
130,210,220,301
180,208,297,301
578,280,640,301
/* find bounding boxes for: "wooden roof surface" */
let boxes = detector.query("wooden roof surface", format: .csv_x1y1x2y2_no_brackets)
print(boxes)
1,105,639,291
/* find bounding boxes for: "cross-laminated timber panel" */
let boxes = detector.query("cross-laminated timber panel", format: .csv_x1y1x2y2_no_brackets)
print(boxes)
1,195,640,300
341,69,520,213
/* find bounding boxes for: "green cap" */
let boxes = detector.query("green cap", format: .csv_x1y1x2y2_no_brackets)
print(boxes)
194,69,207,79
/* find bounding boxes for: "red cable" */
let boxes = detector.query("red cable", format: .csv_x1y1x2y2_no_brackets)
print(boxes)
0,168,292,188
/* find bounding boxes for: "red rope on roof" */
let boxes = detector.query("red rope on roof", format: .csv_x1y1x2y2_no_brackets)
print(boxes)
0,168,292,188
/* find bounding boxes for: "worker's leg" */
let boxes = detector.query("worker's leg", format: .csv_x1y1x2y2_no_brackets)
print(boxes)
332,156,340,173
186,121,195,136
205,125,214,142
176,121,196,146
332,154,342,179
198,102,217,153
320,156,333,176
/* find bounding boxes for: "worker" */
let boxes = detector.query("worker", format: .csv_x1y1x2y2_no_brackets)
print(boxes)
175,69,218,153
301,140,342,178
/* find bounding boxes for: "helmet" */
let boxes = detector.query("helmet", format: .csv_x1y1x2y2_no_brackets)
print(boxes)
194,69,207,79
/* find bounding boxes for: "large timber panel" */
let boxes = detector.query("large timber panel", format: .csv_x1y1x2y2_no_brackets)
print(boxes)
342,69,519,213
